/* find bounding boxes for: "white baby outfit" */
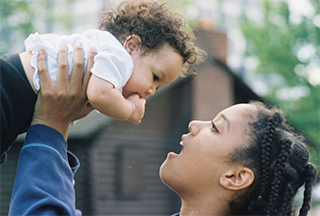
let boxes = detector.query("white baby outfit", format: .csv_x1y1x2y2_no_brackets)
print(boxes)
25,29,134,92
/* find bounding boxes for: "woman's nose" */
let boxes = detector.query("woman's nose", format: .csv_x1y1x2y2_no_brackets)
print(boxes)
188,120,211,136
188,120,201,136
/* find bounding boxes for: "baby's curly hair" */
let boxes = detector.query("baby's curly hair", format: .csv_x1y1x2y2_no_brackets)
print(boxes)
98,0,204,74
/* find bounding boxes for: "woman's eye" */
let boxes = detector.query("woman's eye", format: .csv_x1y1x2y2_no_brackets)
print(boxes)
153,74,159,81
211,121,219,132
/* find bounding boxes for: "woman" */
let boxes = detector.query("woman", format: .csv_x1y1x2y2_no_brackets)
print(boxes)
9,49,317,215
160,102,317,216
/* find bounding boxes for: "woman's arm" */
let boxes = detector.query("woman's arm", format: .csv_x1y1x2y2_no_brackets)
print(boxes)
9,44,96,215
9,124,80,216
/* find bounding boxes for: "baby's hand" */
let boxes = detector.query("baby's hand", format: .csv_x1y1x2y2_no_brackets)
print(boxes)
127,94,146,124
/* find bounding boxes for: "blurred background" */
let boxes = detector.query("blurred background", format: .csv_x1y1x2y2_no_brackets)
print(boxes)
1,0,319,215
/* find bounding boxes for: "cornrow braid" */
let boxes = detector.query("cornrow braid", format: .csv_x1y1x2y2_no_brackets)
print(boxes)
277,183,295,216
260,112,283,197
228,101,318,216
266,139,292,216
299,164,317,216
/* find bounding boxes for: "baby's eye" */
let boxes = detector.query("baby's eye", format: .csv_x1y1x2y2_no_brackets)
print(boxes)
211,121,219,132
153,74,159,81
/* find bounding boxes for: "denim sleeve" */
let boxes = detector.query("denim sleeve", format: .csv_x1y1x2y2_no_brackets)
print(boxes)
9,124,81,216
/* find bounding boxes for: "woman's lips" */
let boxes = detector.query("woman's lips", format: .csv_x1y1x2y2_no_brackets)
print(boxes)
168,152,178,158
167,140,184,159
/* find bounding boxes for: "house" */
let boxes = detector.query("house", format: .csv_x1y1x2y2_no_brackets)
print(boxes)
0,27,261,215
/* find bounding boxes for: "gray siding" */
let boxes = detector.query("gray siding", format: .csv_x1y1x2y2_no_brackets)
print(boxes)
89,131,177,215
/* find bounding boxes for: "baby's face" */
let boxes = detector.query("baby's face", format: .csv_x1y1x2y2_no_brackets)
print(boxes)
122,43,183,99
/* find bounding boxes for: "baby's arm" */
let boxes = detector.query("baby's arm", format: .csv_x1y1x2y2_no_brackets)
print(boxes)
87,74,145,124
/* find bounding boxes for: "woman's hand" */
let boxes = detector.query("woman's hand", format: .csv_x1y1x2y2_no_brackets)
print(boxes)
31,42,97,139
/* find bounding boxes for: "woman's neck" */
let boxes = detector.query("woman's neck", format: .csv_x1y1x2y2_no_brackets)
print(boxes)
179,192,231,216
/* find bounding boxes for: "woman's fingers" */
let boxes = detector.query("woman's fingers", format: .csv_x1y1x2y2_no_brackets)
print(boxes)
69,42,85,91
56,44,69,88
69,46,97,121
32,43,96,135
83,47,97,92
37,49,52,92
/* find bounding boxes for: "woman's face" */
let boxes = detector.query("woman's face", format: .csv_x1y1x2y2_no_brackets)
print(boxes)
159,104,257,195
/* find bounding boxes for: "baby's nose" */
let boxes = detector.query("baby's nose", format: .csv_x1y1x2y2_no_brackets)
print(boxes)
146,88,155,97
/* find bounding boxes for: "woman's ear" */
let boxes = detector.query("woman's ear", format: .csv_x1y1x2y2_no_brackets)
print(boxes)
123,35,141,54
219,167,254,191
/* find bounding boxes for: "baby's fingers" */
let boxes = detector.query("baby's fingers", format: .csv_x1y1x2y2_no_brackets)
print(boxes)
136,98,146,107
141,98,146,106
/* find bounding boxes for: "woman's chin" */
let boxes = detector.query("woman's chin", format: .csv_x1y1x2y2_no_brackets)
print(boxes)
159,150,182,188
159,157,173,183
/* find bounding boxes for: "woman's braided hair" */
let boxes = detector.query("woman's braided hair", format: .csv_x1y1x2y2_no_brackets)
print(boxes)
98,0,204,74
229,101,317,215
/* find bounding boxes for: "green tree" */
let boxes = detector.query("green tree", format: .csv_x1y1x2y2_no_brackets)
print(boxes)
240,0,320,166
0,0,74,56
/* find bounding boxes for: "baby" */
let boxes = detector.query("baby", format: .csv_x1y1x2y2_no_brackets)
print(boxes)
0,0,202,162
